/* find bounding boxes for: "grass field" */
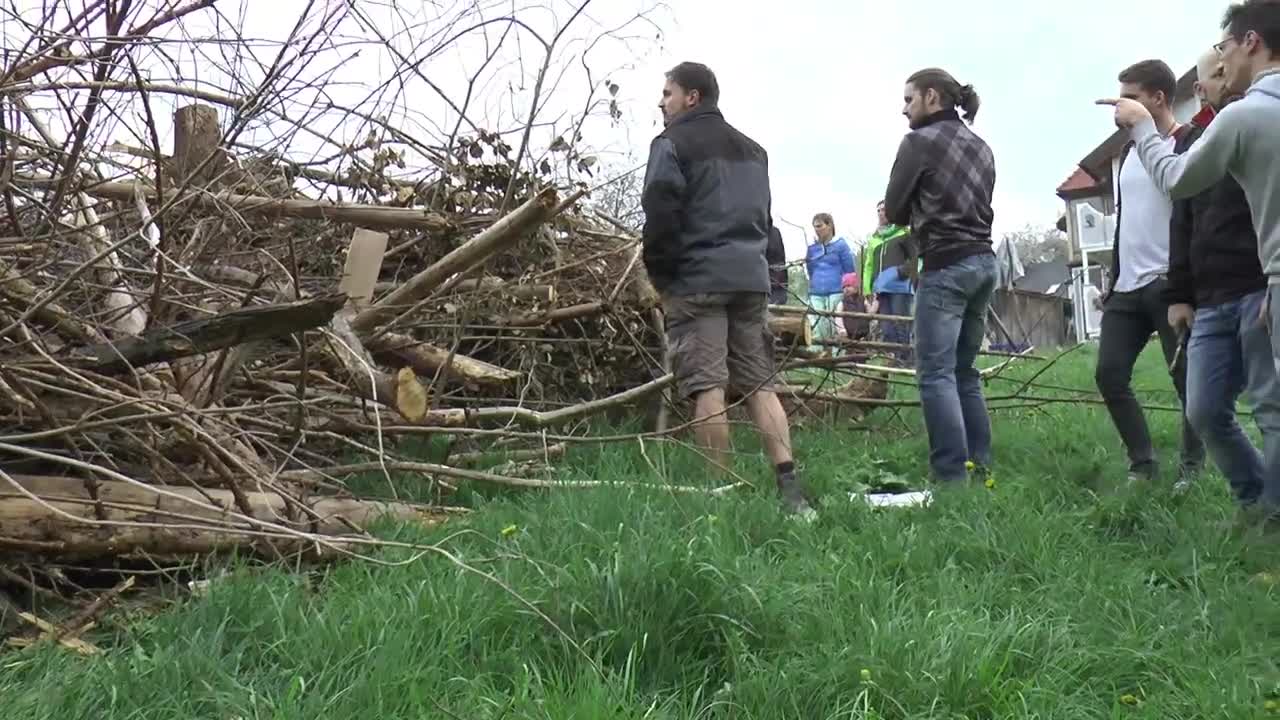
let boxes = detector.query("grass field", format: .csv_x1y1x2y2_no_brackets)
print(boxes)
5,345,1280,719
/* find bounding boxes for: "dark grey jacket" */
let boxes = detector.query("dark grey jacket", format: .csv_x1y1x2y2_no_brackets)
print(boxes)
640,104,772,295
883,109,996,272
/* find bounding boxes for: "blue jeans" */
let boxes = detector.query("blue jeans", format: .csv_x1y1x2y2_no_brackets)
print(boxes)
878,292,914,363
1189,290,1280,509
914,253,997,482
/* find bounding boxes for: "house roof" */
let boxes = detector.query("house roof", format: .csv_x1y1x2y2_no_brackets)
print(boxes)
1056,166,1101,198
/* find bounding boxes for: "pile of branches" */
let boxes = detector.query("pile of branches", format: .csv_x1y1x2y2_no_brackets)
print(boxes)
0,1,883,576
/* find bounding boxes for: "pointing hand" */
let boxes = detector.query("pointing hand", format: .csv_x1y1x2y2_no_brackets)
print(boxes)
1095,98,1152,129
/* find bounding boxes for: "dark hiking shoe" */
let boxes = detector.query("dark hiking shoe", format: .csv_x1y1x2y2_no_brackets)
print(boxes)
1124,461,1158,488
777,473,817,521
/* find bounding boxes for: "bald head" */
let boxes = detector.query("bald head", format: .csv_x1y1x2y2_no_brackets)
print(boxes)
1195,47,1228,110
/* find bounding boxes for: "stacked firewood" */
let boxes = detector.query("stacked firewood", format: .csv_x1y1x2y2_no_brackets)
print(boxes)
0,91,871,566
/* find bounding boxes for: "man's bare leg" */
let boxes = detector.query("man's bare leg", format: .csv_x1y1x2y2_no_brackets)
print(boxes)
745,390,793,465
746,389,815,518
692,387,733,474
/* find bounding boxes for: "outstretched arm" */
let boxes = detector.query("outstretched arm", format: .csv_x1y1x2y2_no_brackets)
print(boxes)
1099,98,1242,200
1132,115,1240,199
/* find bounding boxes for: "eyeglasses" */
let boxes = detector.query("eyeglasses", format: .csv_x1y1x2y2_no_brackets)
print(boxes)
1214,37,1234,55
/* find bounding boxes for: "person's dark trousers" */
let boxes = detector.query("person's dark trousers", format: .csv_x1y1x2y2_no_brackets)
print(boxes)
769,287,788,305
1095,277,1206,480
1185,289,1280,510
877,292,914,365
914,253,998,482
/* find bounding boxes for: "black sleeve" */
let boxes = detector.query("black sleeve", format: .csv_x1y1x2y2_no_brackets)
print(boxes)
765,225,785,265
1164,196,1195,305
896,232,918,278
640,136,686,288
883,135,923,227
1162,133,1199,306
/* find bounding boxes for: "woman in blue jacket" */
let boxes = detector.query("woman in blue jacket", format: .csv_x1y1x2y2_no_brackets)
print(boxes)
806,213,856,354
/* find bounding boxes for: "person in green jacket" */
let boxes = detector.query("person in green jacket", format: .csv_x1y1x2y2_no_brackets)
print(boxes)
861,201,918,363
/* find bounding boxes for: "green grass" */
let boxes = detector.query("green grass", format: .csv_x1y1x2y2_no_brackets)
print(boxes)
6,345,1280,719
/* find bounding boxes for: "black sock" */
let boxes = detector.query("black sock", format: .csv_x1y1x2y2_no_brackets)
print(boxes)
776,461,795,477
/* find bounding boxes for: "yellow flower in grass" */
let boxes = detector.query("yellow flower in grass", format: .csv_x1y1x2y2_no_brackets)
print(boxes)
1265,699,1279,713
1119,694,1140,706
984,476,997,490
501,524,518,537
965,461,976,471
859,668,872,682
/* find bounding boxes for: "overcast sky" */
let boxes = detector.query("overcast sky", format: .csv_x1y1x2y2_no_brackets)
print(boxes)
6,0,1234,262
608,1,1231,258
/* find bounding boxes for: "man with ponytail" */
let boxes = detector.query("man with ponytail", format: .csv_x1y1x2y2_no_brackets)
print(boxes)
883,67,998,484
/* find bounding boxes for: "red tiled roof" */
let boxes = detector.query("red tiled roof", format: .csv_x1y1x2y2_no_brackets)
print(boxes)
1056,166,1097,195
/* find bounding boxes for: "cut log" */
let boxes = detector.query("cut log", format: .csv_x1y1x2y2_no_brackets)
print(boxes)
0,474,448,561
366,332,521,386
769,312,811,349
505,301,605,327
322,228,429,421
769,303,910,324
61,294,347,372
443,277,557,303
351,187,559,334
328,311,428,422
70,179,452,233
172,104,224,187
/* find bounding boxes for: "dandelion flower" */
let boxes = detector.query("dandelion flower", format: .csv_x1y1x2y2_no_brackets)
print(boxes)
965,461,976,471
985,476,997,490
501,524,518,537
1119,694,1139,706
859,668,871,682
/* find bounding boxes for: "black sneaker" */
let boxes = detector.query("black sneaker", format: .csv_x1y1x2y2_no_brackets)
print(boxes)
1125,461,1159,487
777,473,818,521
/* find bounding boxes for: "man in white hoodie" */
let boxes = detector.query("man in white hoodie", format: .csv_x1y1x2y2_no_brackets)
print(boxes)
1100,0,1280,379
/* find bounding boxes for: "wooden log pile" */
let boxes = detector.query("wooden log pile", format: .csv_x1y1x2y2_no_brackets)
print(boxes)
0,89,889,568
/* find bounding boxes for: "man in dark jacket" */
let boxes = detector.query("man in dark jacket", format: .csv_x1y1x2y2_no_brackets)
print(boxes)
1166,49,1280,524
1096,59,1204,485
883,67,997,484
642,61,814,518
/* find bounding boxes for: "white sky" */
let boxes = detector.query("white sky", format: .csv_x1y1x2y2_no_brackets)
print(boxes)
606,1,1231,259
6,0,1233,262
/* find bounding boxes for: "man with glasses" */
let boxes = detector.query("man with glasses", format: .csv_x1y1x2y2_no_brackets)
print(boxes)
1166,48,1280,529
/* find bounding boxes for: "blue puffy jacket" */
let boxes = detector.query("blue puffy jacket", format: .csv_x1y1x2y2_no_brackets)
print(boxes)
805,237,856,295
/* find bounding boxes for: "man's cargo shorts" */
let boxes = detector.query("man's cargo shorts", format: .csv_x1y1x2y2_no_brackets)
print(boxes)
661,292,778,400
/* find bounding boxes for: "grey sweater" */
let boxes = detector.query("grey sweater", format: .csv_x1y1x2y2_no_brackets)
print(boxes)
1130,68,1280,280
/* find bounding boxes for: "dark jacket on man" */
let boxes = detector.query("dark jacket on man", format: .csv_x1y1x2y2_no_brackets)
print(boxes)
640,104,772,295
882,109,995,273
1161,102,1266,308
766,225,787,293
